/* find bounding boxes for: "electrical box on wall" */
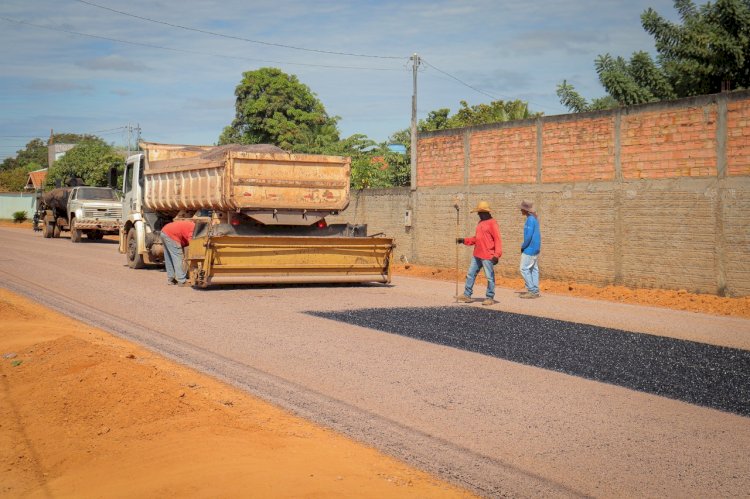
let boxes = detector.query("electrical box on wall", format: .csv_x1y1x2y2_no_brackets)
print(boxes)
404,209,412,227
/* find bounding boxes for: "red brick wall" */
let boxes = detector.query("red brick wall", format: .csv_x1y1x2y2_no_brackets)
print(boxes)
469,126,536,184
417,92,750,187
542,117,615,182
728,99,750,176
620,106,718,179
416,135,464,186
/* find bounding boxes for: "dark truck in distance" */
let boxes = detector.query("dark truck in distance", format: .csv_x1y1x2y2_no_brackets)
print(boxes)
38,186,122,242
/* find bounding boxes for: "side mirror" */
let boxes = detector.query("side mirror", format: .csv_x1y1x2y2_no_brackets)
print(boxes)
108,166,118,188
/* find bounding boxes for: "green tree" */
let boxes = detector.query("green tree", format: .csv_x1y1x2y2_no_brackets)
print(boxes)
1,133,101,172
46,139,124,188
416,100,539,132
1,139,47,172
310,134,409,189
14,139,48,170
1,157,19,172
385,98,539,165
51,133,99,145
0,162,40,192
447,99,539,127
559,0,750,112
219,67,340,152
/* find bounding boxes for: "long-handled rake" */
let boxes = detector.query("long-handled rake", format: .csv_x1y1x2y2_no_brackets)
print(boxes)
454,201,460,302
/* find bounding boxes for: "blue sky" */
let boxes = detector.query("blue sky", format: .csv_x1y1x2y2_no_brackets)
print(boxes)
0,0,678,162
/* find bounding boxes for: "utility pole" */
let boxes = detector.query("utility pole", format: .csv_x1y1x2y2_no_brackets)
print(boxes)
135,124,141,149
410,53,420,191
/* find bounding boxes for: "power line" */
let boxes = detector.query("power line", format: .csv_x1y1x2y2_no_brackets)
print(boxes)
421,59,498,100
85,126,128,134
76,0,404,60
0,16,404,72
421,58,564,114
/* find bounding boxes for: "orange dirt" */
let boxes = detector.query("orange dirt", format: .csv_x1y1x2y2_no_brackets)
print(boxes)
0,219,33,228
392,264,750,319
0,289,473,498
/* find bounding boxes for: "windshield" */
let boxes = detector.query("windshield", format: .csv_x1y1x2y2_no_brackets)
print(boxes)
77,187,117,200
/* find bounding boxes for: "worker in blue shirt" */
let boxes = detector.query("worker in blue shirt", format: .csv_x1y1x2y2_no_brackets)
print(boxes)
519,200,541,298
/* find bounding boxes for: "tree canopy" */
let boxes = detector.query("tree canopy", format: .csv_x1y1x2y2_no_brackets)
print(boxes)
558,0,750,112
0,162,41,192
419,100,540,131
217,67,410,189
385,99,540,173
0,133,104,191
219,67,340,152
217,69,541,189
46,138,124,189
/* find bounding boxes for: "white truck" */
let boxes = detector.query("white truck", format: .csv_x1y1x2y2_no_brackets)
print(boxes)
39,186,122,242
119,142,393,287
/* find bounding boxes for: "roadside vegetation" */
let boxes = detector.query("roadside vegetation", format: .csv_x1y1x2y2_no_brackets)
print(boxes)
12,210,27,223
557,0,750,112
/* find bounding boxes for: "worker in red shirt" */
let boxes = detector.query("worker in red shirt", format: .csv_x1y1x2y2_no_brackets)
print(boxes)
456,201,502,305
160,219,196,287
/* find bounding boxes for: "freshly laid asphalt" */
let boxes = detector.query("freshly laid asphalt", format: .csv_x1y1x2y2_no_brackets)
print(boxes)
310,307,750,417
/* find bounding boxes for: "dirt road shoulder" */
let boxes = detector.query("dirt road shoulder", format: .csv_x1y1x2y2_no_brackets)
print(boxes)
0,288,473,498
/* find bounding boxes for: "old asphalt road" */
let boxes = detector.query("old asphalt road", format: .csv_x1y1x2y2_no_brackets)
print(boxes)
2,226,749,498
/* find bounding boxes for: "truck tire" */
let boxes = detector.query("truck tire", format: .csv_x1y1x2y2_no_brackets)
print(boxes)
43,222,53,238
126,227,145,269
53,223,61,238
70,218,82,243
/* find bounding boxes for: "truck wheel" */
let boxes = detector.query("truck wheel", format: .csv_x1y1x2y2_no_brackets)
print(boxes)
43,222,53,238
53,223,61,238
126,228,145,269
70,219,82,243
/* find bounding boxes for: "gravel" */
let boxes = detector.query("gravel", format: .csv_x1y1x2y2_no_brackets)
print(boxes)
310,306,750,417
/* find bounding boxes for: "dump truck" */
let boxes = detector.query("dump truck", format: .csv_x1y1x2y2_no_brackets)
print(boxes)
119,142,393,287
38,186,122,242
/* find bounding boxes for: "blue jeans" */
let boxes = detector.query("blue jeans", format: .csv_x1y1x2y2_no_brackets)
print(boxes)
464,257,495,298
520,253,539,294
162,234,187,284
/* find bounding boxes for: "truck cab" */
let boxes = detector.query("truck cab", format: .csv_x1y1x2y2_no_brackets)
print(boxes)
119,153,170,268
40,185,122,242
67,186,122,242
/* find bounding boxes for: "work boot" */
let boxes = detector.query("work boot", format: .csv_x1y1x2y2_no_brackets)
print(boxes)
456,295,472,303
482,298,496,306
519,292,540,299
177,281,191,288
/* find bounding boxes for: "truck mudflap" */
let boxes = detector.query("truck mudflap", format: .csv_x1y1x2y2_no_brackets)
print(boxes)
185,235,393,288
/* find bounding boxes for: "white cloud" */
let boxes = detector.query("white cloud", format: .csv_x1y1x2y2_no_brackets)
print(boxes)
77,55,144,71
28,80,94,94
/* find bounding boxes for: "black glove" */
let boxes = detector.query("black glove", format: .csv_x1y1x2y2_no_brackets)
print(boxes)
456,238,464,244
491,256,499,265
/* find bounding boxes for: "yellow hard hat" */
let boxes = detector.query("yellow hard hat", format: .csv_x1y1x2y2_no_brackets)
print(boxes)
471,200,491,213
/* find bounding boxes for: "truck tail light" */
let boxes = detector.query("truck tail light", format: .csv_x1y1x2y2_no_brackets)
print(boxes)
316,220,327,229
231,216,241,226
